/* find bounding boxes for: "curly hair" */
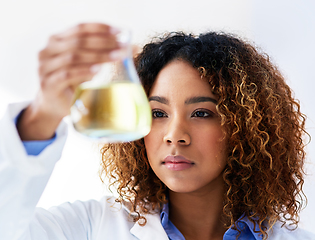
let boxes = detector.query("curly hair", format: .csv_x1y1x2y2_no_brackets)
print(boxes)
100,31,308,239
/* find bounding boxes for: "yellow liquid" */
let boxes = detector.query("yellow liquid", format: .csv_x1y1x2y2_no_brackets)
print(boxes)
70,82,152,142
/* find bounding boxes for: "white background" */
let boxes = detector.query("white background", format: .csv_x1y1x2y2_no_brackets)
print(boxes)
0,0,314,233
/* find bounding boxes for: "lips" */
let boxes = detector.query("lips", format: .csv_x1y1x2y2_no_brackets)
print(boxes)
162,155,194,171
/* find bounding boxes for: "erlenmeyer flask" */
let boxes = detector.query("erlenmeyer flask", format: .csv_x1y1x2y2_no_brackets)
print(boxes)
70,32,152,142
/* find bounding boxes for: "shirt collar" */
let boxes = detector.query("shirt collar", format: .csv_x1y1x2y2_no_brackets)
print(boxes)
160,203,263,240
160,203,185,240
224,214,264,240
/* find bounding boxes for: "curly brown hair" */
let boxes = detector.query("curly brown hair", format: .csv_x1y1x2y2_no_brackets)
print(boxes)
100,31,308,239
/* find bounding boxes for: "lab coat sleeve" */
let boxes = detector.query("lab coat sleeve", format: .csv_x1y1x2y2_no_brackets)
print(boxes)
0,102,68,240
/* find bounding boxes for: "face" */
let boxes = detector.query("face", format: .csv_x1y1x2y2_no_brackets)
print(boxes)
144,60,227,194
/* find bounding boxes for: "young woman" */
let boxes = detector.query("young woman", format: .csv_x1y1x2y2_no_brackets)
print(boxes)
0,23,313,240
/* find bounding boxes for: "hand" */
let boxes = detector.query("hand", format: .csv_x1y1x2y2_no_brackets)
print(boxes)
17,23,126,140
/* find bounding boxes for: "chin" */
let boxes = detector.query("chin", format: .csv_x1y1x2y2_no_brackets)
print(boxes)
165,182,199,194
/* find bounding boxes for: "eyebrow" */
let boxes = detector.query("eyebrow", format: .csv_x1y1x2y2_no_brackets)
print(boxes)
185,96,217,105
148,96,169,104
148,96,217,105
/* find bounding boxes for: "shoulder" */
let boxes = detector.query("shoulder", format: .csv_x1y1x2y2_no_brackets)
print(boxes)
47,196,135,221
268,222,315,240
34,196,137,239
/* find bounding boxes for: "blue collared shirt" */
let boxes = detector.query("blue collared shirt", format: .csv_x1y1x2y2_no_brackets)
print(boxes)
160,203,263,240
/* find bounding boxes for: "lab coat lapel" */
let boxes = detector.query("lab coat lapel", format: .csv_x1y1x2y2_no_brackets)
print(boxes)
130,211,169,240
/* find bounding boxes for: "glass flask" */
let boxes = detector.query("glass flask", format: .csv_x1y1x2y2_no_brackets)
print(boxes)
70,32,152,142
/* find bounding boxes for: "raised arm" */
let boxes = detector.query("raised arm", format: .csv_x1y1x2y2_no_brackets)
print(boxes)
0,23,126,240
17,23,126,140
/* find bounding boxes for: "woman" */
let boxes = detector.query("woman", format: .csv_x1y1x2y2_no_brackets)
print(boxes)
0,23,313,240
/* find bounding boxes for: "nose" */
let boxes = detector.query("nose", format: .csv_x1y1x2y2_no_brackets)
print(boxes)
163,117,191,146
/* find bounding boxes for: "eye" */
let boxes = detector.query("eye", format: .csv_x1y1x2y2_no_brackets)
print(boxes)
152,109,167,118
191,109,213,118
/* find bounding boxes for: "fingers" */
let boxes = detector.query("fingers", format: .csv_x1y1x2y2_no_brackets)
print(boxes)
40,23,120,57
39,34,122,60
39,23,123,60
36,23,129,119
41,64,97,93
56,23,119,39
26,23,126,134
38,22,127,80
39,50,116,78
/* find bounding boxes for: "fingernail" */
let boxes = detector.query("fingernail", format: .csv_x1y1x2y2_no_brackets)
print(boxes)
90,64,102,73
118,42,129,48
109,49,127,60
110,27,121,35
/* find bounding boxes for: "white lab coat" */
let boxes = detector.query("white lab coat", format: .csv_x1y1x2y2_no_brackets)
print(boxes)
0,102,314,240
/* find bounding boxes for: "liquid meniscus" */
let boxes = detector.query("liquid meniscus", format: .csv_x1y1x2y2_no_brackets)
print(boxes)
70,82,152,142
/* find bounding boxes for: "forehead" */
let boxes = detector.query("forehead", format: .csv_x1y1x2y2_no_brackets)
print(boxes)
150,60,216,99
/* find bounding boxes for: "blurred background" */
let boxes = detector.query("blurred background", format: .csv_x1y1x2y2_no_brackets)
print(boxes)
0,0,314,233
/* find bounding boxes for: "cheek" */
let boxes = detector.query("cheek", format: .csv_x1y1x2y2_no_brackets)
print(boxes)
143,135,151,155
194,125,224,145
195,127,227,160
144,130,158,158
144,126,166,169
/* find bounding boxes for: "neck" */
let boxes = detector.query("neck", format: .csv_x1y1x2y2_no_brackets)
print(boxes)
168,176,227,240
